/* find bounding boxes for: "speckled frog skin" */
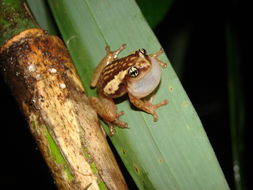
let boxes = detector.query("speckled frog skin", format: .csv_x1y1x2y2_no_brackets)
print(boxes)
90,44,168,135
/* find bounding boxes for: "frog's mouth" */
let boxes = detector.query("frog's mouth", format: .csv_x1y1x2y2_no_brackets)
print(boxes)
127,57,161,98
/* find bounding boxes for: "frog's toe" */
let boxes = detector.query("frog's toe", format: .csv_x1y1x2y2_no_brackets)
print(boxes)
105,45,111,52
154,99,168,109
116,111,124,118
107,118,128,135
109,124,116,136
152,112,159,122
113,119,128,129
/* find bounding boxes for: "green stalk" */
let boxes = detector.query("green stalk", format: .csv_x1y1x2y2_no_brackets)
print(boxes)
48,0,229,189
0,0,37,44
226,24,245,190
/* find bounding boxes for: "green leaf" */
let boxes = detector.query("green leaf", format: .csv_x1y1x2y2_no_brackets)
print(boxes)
26,0,58,35
46,0,229,189
136,0,174,28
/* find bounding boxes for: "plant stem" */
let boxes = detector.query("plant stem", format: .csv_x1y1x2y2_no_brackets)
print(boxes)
0,0,38,45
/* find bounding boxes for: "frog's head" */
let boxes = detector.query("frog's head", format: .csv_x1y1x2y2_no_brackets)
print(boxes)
127,48,165,98
127,48,151,79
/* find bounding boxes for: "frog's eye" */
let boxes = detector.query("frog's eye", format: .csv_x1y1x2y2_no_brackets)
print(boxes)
128,66,139,77
140,48,147,55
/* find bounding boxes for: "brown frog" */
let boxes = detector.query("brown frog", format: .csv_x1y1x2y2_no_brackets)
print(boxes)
90,44,168,135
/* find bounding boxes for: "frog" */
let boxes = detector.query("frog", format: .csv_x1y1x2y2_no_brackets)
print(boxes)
89,44,168,135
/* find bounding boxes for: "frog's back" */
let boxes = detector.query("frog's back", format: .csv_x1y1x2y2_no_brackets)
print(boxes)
97,55,137,98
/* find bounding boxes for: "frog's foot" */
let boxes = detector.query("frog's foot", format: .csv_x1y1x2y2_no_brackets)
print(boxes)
105,44,127,59
90,96,128,135
107,123,116,136
148,94,168,121
113,119,128,128
149,48,167,68
129,93,168,122
150,48,164,58
108,119,128,136
116,111,124,118
109,111,128,135
148,99,168,121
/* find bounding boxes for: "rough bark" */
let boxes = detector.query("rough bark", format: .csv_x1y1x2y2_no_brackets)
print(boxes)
0,28,128,190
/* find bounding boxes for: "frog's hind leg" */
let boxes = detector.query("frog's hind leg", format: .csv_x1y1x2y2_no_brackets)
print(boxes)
89,96,127,135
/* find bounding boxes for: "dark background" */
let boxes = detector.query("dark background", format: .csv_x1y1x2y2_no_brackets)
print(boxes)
0,0,251,189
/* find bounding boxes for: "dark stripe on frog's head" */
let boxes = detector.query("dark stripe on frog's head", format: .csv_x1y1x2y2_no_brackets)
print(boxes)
101,55,137,80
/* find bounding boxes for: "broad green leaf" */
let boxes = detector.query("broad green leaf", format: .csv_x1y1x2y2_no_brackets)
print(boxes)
46,0,229,189
136,0,173,28
26,0,57,34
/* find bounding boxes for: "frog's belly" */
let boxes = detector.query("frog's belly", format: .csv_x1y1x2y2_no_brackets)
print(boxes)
127,57,161,98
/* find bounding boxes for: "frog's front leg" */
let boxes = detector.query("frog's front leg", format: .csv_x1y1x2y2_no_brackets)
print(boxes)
150,48,167,68
89,96,128,135
90,44,127,88
128,93,168,121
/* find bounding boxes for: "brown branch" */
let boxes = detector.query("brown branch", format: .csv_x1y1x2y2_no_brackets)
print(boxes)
0,28,128,190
